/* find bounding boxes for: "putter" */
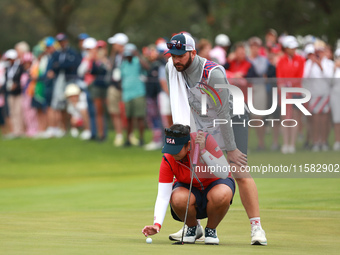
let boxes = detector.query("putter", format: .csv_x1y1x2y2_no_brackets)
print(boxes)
173,143,200,245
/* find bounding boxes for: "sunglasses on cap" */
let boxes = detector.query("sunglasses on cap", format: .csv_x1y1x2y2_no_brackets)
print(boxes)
164,127,189,138
166,42,192,50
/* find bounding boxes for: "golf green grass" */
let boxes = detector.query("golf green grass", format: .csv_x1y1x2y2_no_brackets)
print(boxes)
0,131,339,255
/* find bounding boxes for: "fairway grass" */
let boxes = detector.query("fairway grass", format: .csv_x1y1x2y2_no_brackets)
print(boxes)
0,134,339,254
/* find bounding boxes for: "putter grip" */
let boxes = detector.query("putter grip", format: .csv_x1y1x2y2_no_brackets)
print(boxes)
193,143,200,165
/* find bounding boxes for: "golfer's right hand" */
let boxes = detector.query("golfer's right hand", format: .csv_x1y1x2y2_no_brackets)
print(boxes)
142,225,160,237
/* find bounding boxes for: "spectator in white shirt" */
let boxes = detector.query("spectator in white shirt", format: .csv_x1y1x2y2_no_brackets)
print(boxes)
303,40,334,151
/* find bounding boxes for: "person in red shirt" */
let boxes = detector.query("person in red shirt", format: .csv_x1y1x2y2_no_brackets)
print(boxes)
276,35,305,154
142,124,235,245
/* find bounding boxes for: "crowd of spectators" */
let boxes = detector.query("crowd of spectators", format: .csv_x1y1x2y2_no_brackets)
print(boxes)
0,29,339,153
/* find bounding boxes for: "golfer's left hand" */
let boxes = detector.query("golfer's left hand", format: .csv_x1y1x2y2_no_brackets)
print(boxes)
195,131,206,151
142,225,160,237
227,148,247,166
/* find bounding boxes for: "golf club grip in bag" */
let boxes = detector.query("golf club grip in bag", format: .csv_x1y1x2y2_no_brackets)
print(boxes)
193,143,200,165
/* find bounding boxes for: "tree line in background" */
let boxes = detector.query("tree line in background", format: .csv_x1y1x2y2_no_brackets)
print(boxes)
1,0,339,51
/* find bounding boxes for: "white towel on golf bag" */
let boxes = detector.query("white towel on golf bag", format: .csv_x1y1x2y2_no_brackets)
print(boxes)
168,57,191,126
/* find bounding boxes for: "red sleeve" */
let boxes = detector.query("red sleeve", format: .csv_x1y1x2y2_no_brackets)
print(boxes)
159,155,175,183
205,134,224,158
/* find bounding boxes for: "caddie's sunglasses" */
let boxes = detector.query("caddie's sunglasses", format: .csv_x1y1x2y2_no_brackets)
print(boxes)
164,128,189,137
166,42,192,50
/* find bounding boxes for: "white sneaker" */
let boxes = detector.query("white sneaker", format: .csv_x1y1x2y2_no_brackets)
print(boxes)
2,133,17,140
205,227,219,245
80,130,91,140
333,142,340,151
41,127,55,139
182,225,198,244
113,134,124,147
288,145,296,154
281,144,289,154
70,128,79,138
169,224,204,242
144,141,163,151
251,226,267,245
33,132,46,139
129,134,139,146
54,128,65,138
312,144,320,152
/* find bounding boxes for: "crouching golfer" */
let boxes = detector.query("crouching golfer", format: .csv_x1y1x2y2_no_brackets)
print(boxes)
142,124,235,245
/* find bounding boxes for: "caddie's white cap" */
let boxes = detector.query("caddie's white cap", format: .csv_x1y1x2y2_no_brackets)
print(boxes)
82,37,97,49
65,84,81,97
282,35,299,49
108,33,129,45
215,34,231,47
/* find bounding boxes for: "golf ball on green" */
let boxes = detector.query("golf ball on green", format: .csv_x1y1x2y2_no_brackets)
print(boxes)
146,237,152,244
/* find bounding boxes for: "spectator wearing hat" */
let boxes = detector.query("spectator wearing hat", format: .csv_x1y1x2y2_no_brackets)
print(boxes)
210,34,230,65
41,37,59,138
107,33,129,146
304,40,334,152
64,83,91,140
4,49,24,137
247,37,271,150
77,37,100,140
48,33,81,137
276,35,305,154
87,38,110,141
120,43,147,146
31,44,50,136
331,48,340,151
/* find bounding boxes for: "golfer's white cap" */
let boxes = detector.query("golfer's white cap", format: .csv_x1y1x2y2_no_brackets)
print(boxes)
65,84,81,97
282,36,299,49
4,49,18,60
215,34,231,47
82,37,97,49
108,33,129,45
